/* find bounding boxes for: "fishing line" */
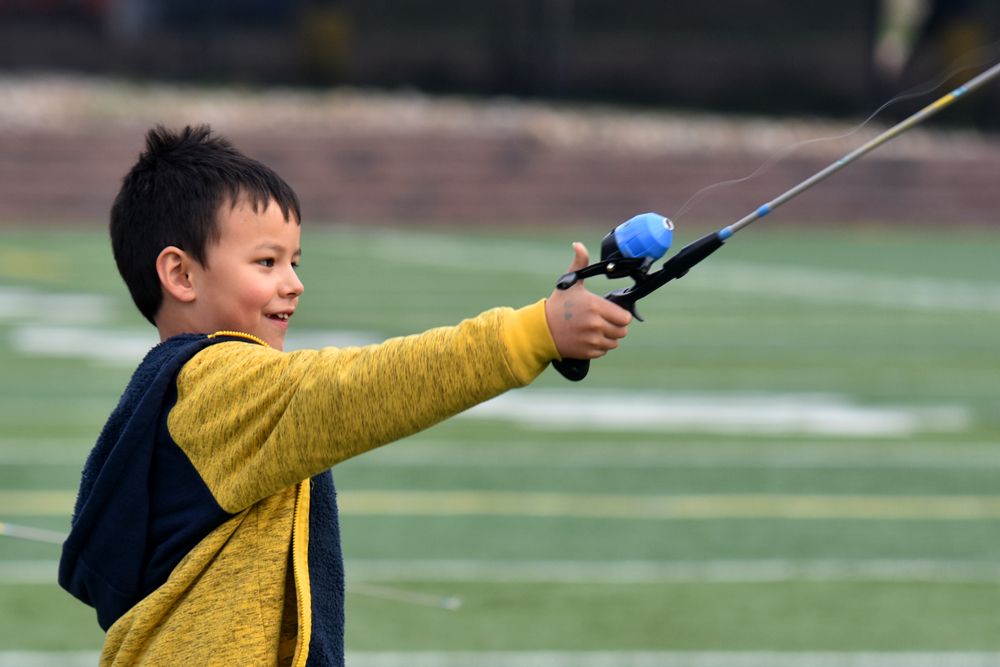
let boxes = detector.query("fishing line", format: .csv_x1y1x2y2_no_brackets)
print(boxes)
671,41,1000,222
0,521,461,609
552,57,1000,382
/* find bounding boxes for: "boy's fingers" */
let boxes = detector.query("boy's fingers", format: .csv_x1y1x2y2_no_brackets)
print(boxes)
595,325,628,350
599,299,634,327
604,323,629,341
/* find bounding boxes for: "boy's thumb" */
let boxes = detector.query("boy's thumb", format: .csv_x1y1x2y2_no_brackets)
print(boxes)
567,242,590,273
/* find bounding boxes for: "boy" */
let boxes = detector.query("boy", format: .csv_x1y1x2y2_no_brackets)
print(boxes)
59,125,631,666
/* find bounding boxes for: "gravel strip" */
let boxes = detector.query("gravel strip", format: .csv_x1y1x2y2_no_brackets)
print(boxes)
1,73,996,161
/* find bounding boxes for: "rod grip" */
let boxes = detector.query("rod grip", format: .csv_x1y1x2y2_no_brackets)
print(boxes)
552,231,725,382
552,357,591,382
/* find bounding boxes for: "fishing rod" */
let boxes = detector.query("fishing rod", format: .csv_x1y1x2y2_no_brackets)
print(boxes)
552,60,1000,382
0,521,461,610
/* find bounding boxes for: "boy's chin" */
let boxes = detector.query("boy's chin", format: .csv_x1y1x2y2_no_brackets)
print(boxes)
260,318,289,350
265,333,286,351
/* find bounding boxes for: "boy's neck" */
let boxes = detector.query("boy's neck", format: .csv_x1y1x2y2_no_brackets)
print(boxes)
155,301,207,342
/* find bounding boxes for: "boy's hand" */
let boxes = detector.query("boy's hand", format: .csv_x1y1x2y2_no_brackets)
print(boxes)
545,242,632,360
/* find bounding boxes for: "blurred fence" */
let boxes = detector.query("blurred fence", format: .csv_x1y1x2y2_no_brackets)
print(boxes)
0,0,964,116
4,0,1000,120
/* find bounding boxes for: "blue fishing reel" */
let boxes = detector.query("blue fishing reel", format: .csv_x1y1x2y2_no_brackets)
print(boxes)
553,212,729,381
556,213,673,297
602,212,674,267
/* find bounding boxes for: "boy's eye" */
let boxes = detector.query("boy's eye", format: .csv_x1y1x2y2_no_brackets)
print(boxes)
258,259,275,268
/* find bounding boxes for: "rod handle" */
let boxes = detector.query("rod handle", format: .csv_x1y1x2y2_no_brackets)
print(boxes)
552,356,591,382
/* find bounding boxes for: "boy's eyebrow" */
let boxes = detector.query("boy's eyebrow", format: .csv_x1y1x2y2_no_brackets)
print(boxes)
254,242,301,256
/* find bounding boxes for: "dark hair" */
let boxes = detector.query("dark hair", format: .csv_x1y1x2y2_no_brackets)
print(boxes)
110,125,301,325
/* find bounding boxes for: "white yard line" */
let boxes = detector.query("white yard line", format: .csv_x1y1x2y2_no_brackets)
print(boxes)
0,653,100,667
0,287,113,325
348,440,1000,469
0,562,461,611
343,653,1000,667
343,559,1000,584
7,326,384,365
8,435,1000,469
459,390,970,438
8,491,1000,519
7,436,1000,469
6,558,1000,586
339,491,1000,520
687,261,1000,313
9,326,157,365
4,654,1000,667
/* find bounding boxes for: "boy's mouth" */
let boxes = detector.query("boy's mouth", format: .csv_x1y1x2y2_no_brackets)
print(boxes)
267,312,291,325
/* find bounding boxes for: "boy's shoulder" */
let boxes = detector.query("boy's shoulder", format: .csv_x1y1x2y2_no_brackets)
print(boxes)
80,333,236,501
60,332,252,628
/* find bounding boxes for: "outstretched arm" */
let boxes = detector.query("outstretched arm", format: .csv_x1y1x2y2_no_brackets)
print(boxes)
169,304,557,512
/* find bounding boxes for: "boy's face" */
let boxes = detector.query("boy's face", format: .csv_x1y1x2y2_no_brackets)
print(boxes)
190,197,303,350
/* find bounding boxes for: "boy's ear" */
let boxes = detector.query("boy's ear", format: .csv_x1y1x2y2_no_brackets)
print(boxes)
156,246,197,304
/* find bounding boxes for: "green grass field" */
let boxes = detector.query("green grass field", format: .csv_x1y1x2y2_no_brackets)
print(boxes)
1,222,999,661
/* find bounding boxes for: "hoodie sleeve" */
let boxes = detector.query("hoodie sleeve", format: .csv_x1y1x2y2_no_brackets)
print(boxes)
167,302,557,513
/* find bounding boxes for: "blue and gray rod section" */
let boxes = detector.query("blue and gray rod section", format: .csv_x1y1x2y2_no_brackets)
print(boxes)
720,59,1000,239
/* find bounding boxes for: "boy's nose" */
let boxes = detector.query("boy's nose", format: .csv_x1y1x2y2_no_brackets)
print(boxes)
282,267,304,298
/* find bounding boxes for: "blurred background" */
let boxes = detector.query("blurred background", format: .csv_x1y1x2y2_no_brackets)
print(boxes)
2,1,1000,665
1,0,1000,225
1,0,999,111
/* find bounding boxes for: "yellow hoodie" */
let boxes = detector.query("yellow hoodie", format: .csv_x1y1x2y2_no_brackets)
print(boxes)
83,302,557,666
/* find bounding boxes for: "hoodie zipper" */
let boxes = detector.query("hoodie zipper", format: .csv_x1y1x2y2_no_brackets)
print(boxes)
290,480,312,667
